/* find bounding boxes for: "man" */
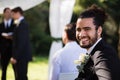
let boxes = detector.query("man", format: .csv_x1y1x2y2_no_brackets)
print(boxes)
50,23,87,80
0,7,15,80
75,4,120,80
10,7,32,80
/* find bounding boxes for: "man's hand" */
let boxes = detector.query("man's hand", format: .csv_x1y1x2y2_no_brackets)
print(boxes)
1,33,13,40
3,35,13,39
10,57,17,64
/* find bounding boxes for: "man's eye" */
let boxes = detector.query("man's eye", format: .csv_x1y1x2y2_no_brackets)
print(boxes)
76,28,81,32
84,27,91,31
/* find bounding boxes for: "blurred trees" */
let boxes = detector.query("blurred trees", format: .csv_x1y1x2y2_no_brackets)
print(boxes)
24,1,53,56
9,0,119,56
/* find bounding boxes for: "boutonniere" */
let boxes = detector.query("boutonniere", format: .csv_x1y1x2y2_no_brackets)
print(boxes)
74,53,90,73
14,20,20,26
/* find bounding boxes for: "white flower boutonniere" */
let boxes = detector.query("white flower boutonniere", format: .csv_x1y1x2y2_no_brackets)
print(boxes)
74,53,90,73
14,20,20,26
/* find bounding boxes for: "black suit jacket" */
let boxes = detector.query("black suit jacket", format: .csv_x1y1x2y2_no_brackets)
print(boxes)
75,40,120,80
12,19,32,61
0,20,14,53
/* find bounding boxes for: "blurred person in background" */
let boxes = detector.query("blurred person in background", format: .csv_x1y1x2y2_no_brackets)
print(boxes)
50,23,87,80
10,7,32,80
0,7,15,80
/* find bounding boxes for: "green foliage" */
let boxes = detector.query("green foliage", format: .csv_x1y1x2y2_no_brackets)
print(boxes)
0,15,2,23
24,1,53,56
102,0,120,50
9,0,119,56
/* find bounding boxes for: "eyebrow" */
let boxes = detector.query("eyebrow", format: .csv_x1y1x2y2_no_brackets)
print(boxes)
76,26,92,31
76,26,91,29
83,27,91,29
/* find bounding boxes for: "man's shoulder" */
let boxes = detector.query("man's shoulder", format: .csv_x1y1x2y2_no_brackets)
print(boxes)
91,41,118,64
93,40,115,52
53,49,63,58
99,40,116,54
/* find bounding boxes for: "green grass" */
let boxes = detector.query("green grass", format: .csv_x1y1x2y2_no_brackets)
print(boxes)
0,56,48,80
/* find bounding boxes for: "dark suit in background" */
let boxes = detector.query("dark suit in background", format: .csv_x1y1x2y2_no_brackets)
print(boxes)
0,19,15,80
12,19,32,80
75,40,120,80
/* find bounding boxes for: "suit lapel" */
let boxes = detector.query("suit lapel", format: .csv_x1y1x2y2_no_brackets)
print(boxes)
77,40,104,80
18,19,25,27
89,40,104,57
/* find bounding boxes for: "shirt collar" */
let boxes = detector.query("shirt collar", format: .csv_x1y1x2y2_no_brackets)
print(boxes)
17,16,24,23
87,38,102,55
4,18,12,27
65,41,77,47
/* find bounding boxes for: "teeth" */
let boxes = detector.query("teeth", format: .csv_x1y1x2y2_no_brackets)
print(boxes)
81,38,88,41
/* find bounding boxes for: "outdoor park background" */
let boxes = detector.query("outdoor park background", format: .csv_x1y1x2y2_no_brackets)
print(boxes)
0,0,120,80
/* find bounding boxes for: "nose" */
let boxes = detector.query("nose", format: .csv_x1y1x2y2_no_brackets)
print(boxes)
78,30,86,37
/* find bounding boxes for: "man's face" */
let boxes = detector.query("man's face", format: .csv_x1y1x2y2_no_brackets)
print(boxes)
4,9,11,19
11,12,19,20
76,18,101,49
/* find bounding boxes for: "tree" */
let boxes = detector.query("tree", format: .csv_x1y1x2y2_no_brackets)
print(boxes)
24,1,53,56
103,0,120,57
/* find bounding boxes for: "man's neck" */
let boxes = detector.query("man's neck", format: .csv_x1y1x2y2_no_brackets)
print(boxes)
87,38,102,55
65,40,73,44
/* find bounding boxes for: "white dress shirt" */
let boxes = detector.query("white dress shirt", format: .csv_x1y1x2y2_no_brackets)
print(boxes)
4,19,12,28
17,16,24,23
49,41,87,80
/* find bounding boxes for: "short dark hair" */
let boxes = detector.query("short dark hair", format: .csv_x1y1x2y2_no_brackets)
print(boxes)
64,23,76,41
79,4,107,29
3,7,10,13
12,7,23,15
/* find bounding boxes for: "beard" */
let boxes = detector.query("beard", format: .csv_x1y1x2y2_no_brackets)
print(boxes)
78,33,98,49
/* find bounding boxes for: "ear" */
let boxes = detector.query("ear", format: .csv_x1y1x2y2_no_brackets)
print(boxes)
62,31,68,44
97,26,102,36
64,32,67,37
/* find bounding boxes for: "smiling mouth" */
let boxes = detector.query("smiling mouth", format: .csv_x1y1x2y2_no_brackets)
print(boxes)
80,38,89,43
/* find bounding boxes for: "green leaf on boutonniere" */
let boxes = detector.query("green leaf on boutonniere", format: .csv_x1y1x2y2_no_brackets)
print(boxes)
74,53,90,72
